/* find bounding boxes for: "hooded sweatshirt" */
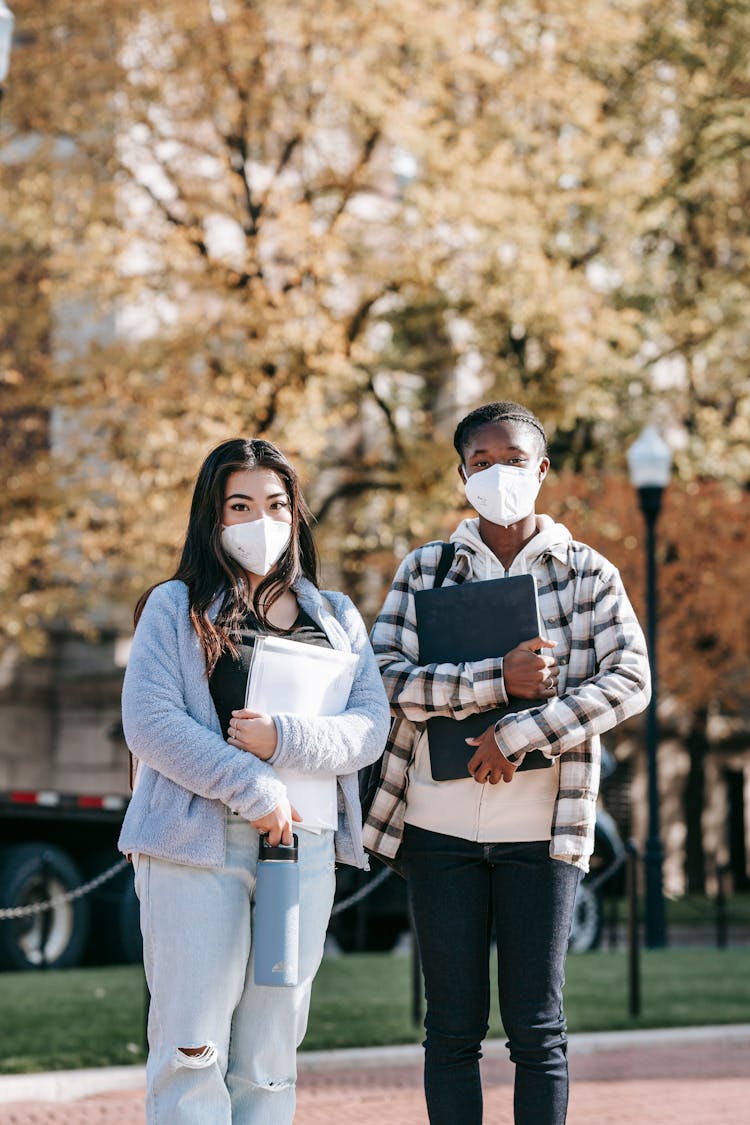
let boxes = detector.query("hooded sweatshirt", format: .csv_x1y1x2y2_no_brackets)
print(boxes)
403,515,570,843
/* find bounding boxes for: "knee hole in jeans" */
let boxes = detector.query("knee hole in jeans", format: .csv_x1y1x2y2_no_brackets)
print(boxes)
247,1076,295,1092
174,1043,218,1069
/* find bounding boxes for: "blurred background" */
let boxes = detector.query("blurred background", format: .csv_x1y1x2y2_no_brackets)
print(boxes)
0,0,748,979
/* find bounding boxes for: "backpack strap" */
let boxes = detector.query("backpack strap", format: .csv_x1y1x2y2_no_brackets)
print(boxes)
433,541,456,588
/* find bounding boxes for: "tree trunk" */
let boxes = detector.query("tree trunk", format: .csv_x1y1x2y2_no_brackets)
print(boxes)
684,706,709,894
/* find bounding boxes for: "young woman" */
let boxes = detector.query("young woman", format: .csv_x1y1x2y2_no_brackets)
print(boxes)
118,437,390,1124
365,402,650,1125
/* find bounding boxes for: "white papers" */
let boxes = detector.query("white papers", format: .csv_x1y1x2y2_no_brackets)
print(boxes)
245,636,359,830
245,635,358,716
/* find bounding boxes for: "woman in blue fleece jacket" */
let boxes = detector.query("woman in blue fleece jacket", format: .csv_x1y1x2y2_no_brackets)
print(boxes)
118,437,389,1125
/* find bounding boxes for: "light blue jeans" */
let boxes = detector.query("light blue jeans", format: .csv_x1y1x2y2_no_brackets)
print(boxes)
134,814,336,1124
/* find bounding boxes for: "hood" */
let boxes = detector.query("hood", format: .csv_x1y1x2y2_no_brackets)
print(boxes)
450,515,572,579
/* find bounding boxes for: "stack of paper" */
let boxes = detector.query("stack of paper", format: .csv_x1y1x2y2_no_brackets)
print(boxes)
245,636,359,829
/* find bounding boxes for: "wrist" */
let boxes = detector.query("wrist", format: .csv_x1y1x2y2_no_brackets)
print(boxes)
493,724,519,763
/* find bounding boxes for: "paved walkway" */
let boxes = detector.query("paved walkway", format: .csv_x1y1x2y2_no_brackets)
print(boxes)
0,1026,748,1124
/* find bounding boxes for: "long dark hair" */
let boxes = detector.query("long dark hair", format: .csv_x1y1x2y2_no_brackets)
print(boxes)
134,439,319,673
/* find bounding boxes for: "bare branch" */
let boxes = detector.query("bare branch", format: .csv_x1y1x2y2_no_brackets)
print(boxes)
134,180,209,258
328,127,381,229
313,479,400,524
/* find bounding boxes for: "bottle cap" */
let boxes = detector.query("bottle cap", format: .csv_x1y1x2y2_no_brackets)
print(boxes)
258,833,299,862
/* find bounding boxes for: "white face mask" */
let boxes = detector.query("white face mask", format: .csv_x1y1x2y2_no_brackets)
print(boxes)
464,463,542,527
221,516,292,575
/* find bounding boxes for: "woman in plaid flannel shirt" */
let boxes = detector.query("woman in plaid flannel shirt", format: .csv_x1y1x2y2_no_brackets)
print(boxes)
365,402,651,1125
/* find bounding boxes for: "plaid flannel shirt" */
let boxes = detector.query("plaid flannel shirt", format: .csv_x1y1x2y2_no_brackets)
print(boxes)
364,531,651,871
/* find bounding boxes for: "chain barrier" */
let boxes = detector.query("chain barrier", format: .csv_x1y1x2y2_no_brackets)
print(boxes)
585,850,625,893
0,857,130,921
330,864,392,916
0,855,389,922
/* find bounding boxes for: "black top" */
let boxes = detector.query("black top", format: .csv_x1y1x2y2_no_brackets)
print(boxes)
209,606,332,739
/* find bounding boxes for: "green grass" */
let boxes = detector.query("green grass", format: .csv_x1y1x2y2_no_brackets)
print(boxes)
305,947,750,1050
664,891,750,926
0,965,147,1074
562,948,750,1033
1,947,749,1073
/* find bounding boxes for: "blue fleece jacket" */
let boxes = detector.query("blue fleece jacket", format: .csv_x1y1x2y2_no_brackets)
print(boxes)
118,578,390,869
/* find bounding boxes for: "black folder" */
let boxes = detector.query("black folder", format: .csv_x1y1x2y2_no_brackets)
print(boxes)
414,574,553,781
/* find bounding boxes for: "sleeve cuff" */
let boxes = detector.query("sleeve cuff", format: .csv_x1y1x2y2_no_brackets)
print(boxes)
267,716,284,766
473,657,508,710
493,714,528,760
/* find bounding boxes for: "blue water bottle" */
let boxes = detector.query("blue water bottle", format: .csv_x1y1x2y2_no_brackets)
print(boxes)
253,834,300,987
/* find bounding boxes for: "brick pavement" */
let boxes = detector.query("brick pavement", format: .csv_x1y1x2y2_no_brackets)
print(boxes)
0,1028,748,1124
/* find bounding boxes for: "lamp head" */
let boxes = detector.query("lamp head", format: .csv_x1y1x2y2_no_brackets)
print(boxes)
0,3,14,87
627,425,672,490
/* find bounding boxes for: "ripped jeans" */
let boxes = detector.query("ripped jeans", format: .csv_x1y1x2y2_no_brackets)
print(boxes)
134,815,336,1124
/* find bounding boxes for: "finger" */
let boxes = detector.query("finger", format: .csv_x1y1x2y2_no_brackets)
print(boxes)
520,635,555,652
291,806,303,822
468,762,485,783
470,761,490,783
280,823,293,846
466,750,482,774
465,737,480,746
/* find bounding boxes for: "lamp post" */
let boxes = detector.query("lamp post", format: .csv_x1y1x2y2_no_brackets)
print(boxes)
627,424,672,949
0,3,13,97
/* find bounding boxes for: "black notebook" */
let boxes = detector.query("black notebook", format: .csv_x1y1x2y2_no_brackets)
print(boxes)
414,573,553,781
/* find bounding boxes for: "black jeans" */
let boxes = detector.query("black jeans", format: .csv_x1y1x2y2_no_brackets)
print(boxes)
401,825,581,1125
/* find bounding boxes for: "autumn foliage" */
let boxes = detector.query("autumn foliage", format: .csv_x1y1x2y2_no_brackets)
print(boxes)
1,0,748,725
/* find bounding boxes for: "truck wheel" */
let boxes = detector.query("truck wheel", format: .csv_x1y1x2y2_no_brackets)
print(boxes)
0,843,91,971
568,879,603,953
82,853,142,966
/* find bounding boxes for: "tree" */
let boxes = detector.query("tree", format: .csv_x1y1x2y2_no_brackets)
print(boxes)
0,0,654,638
1,2,748,697
543,472,750,890
600,0,750,485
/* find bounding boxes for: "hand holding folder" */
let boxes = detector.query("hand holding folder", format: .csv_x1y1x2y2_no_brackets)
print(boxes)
414,573,554,781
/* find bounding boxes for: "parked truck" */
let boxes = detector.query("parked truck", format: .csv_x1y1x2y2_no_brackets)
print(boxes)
0,789,140,971
0,631,140,971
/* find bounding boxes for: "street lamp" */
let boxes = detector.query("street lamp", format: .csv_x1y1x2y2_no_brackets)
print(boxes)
0,3,14,96
627,424,672,949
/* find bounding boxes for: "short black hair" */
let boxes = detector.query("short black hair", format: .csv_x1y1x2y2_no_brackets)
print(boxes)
453,401,547,461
